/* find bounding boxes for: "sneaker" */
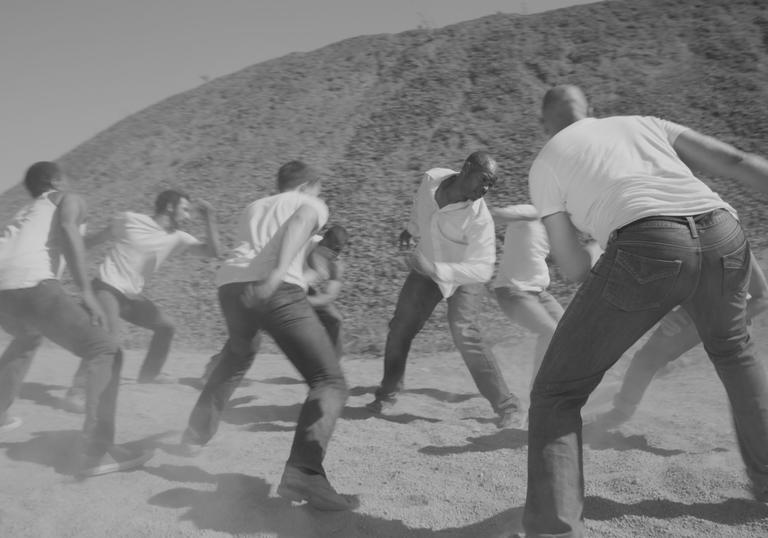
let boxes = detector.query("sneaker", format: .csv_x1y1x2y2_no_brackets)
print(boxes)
0,415,22,434
586,407,633,430
79,445,154,477
137,373,176,385
497,407,526,430
60,390,86,414
365,395,397,415
277,465,359,511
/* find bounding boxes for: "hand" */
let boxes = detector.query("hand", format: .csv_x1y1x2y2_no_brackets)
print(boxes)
197,199,215,215
659,308,691,336
406,250,436,277
398,229,413,250
242,274,281,308
82,291,106,327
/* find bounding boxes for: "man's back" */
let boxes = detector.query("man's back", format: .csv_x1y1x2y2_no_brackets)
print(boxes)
529,115,733,246
0,191,64,289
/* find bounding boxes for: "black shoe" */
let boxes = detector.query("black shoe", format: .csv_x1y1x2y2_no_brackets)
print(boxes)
79,445,153,477
277,465,359,511
365,396,396,414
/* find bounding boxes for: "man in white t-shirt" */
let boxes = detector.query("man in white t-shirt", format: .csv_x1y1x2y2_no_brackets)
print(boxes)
181,161,356,511
519,85,768,538
366,151,523,429
63,190,221,411
0,161,152,476
490,204,564,391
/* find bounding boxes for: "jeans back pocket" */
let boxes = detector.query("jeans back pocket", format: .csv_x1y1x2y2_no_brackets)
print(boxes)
603,248,682,311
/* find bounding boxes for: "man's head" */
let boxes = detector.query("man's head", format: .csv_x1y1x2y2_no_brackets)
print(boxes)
154,189,192,229
456,151,499,201
318,225,349,258
276,160,322,196
23,161,65,197
540,84,590,137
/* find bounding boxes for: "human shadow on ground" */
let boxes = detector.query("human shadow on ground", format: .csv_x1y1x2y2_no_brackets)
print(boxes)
178,377,255,390
583,425,686,456
146,463,524,537
584,495,768,525
18,382,67,412
419,429,528,456
258,376,305,385
347,385,477,404
0,429,173,476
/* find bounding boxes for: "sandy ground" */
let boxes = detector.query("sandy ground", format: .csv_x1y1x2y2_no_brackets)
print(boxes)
2,311,768,538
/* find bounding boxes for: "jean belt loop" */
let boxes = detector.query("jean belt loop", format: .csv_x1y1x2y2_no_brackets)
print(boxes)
686,216,698,238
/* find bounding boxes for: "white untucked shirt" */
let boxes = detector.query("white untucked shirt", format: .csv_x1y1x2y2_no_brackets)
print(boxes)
529,116,735,247
216,191,329,290
493,205,551,292
99,212,200,297
407,168,495,298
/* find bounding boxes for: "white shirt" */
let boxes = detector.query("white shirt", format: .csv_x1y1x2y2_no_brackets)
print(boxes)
529,116,735,248
493,205,551,292
216,191,329,289
99,211,200,297
407,168,495,298
0,191,66,290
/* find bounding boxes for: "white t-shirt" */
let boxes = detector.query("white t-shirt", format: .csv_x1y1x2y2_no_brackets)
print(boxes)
0,191,66,290
493,205,551,292
529,116,735,247
99,211,200,297
216,191,329,289
406,168,495,298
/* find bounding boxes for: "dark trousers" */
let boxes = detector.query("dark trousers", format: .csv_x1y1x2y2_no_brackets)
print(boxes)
186,281,348,476
0,280,122,457
71,279,175,387
523,210,768,537
376,271,519,414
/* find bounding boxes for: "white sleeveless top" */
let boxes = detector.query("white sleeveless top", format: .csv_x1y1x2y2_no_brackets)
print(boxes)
0,191,65,290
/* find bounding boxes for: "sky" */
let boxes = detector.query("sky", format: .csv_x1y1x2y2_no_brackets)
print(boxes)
0,0,602,194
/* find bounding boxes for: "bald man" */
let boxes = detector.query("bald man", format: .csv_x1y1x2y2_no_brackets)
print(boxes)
517,85,768,538
367,151,524,429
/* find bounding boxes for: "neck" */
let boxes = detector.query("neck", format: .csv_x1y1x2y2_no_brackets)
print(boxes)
153,213,175,232
436,174,462,208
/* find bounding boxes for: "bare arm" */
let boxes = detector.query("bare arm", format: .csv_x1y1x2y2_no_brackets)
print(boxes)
489,204,540,224
306,259,344,307
673,129,768,193
542,212,602,283
186,200,222,258
57,194,105,325
242,204,320,306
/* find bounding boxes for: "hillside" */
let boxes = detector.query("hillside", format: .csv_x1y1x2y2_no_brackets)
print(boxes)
2,0,768,354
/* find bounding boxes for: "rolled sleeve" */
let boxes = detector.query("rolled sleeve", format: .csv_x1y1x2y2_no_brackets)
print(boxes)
529,158,565,218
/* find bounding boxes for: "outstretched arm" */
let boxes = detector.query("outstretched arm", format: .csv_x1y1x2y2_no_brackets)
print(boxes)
306,260,345,307
489,204,540,224
186,200,222,258
673,129,768,193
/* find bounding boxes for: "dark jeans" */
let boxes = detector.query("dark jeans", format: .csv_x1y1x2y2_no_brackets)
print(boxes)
0,280,122,458
314,302,344,358
376,271,519,414
71,279,175,387
524,209,768,538
186,281,348,476
613,311,701,416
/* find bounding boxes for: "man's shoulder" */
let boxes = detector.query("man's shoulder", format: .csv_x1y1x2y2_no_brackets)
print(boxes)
424,168,456,182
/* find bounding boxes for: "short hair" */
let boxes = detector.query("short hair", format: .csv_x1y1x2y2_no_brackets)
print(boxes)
320,224,349,254
464,151,499,184
276,160,320,192
24,161,61,197
541,85,588,114
154,189,190,214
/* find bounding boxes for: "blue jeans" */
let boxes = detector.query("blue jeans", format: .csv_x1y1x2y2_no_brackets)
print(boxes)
71,278,176,388
0,280,122,458
376,271,519,414
186,281,348,476
524,210,768,537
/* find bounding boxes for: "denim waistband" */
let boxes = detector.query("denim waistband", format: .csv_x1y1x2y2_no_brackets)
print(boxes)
613,208,730,240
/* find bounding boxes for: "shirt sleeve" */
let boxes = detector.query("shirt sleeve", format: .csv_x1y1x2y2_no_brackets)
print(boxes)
300,195,329,230
528,157,566,218
652,117,690,146
432,206,495,285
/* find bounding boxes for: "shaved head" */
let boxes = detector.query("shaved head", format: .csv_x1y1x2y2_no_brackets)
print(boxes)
464,150,498,178
541,85,590,136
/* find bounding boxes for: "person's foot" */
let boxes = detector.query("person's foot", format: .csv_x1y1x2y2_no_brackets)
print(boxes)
277,465,359,510
60,390,86,414
365,395,397,415
585,407,633,430
79,445,154,477
137,373,176,384
0,414,22,434
497,407,526,430
177,428,204,457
